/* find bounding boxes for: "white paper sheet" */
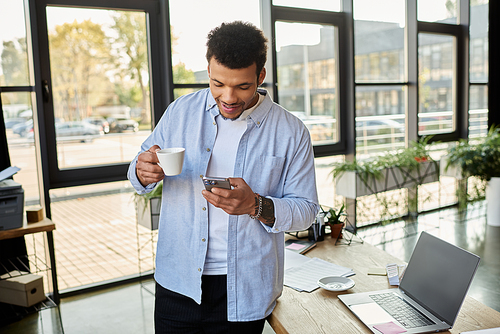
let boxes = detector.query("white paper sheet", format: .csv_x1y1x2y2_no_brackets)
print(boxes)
284,257,355,292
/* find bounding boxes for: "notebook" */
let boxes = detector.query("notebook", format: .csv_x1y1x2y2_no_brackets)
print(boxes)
285,239,316,254
338,231,480,334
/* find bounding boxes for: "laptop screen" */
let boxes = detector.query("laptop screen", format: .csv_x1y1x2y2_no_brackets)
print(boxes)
400,232,480,326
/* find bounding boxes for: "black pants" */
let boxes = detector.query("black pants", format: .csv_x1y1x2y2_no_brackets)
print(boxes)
155,275,266,334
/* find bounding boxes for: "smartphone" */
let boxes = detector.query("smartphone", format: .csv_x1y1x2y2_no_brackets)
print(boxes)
203,176,231,191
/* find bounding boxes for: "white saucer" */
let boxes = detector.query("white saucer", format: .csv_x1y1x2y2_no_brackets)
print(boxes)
317,276,355,291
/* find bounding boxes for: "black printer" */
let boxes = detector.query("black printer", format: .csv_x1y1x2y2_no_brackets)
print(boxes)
0,179,24,230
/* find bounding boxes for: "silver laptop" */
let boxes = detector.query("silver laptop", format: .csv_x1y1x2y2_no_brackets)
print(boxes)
339,231,480,333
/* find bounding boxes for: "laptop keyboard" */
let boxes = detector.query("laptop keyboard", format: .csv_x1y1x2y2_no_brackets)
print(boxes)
369,293,435,329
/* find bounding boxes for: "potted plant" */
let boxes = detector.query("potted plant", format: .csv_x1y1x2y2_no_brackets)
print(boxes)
330,137,439,226
331,136,439,199
325,204,346,239
444,126,500,226
133,181,163,230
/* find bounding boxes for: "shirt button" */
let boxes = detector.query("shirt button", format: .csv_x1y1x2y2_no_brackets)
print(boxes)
198,268,202,272
213,121,216,125
202,207,206,211
206,148,211,152
202,238,206,242
257,121,261,125
200,175,204,178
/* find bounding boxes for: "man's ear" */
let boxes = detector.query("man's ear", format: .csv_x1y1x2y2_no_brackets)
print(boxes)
258,68,266,86
207,64,211,77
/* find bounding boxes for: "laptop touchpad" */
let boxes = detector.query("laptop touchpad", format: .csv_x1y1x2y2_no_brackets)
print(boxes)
351,302,394,325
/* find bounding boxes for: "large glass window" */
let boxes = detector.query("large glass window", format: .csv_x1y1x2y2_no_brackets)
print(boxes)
168,1,260,87
45,7,152,168
2,92,40,205
354,0,405,83
0,0,29,86
1,0,40,205
276,22,339,145
354,0,406,155
418,33,455,136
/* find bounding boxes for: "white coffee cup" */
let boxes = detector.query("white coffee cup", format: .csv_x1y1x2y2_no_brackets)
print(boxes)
156,148,185,176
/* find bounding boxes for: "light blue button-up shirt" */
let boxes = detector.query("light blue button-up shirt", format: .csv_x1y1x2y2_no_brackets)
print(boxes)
128,88,319,321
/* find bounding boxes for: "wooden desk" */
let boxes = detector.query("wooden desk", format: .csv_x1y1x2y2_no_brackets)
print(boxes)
269,235,500,334
0,218,59,304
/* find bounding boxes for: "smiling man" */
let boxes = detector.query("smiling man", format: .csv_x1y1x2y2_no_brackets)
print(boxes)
128,21,319,334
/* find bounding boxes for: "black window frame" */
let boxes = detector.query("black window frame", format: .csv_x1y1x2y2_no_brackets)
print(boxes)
262,0,354,157
31,0,169,187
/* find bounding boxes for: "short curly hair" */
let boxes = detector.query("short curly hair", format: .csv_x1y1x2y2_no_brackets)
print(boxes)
206,21,268,76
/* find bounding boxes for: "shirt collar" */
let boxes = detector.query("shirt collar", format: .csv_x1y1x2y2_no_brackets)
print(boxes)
205,88,272,128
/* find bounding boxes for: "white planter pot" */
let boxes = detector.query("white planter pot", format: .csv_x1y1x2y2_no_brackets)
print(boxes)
335,161,439,199
486,177,500,227
137,197,161,230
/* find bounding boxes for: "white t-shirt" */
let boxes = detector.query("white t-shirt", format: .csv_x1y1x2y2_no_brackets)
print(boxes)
203,93,265,275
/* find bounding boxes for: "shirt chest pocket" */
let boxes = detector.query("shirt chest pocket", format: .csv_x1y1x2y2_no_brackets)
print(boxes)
251,155,285,197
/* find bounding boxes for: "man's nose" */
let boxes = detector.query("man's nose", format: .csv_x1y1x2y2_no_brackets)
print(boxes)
221,87,237,104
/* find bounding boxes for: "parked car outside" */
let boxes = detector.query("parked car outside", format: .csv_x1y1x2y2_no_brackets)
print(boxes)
107,117,139,133
4,118,28,129
27,121,102,142
12,119,33,137
56,121,102,140
83,116,110,134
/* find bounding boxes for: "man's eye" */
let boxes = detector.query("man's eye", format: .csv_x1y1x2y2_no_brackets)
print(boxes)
240,86,250,90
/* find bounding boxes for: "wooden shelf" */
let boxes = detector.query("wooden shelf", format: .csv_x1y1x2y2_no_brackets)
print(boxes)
0,218,59,306
0,219,55,241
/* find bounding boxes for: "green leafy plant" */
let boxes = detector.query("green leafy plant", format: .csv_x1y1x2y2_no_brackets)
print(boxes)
330,158,385,186
133,181,163,213
444,126,500,211
330,136,436,183
325,204,346,225
446,126,500,182
331,137,438,225
382,136,434,169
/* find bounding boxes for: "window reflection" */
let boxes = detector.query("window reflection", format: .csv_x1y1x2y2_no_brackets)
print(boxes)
469,85,488,139
356,87,405,155
354,0,404,83
418,0,457,24
470,1,488,83
272,0,340,12
418,33,455,136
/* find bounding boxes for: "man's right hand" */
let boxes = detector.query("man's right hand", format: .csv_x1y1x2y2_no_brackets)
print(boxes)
136,145,164,187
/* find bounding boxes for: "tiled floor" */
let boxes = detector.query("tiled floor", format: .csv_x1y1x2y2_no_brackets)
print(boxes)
357,202,500,313
23,191,157,293
1,201,499,333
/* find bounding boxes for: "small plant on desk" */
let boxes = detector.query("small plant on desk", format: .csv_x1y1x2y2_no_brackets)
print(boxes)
325,204,346,239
